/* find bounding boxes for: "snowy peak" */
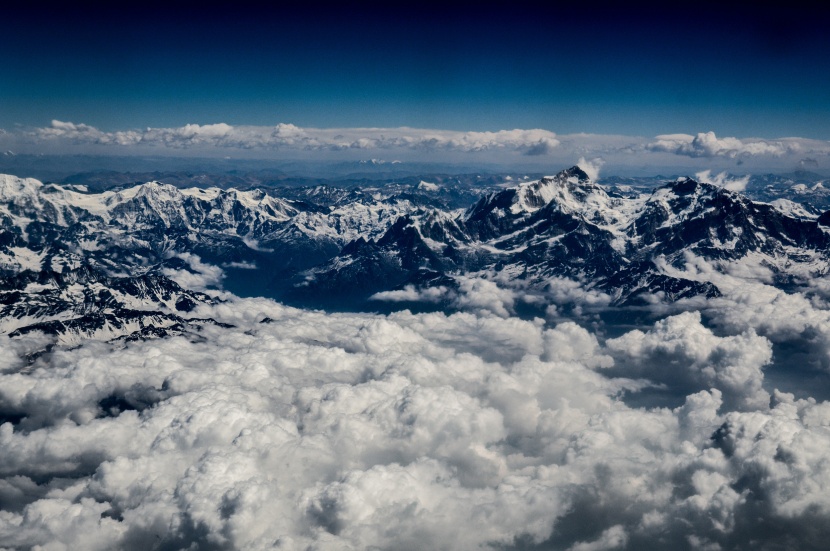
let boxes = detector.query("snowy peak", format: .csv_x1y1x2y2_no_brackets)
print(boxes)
299,169,830,308
0,174,43,201
769,199,819,220
631,177,830,266
0,175,316,237
463,166,631,245
465,166,611,221
512,166,592,213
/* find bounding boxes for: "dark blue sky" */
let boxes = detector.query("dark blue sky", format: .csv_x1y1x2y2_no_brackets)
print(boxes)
2,4,829,139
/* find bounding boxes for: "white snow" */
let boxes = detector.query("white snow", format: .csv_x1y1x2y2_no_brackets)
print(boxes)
770,199,818,220
1,247,45,272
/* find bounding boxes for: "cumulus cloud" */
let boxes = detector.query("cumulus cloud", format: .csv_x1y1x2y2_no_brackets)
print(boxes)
607,311,771,410
453,277,518,317
568,525,628,551
649,131,800,158
543,277,612,317
1,294,830,549
25,121,560,156
655,251,830,338
649,251,830,389
34,120,143,146
369,275,604,320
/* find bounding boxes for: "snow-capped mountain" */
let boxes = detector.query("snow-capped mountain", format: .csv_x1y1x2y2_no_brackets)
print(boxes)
296,167,830,307
0,174,429,339
2,167,830,340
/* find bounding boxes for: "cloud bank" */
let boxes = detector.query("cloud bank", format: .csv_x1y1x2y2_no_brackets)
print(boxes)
2,122,828,173
24,120,561,156
3,287,830,549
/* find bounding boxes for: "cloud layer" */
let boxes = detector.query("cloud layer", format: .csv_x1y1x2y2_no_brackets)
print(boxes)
2,122,829,173
2,287,830,549
24,121,561,156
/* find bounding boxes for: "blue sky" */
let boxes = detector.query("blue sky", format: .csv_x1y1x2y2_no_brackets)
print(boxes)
1,4,829,173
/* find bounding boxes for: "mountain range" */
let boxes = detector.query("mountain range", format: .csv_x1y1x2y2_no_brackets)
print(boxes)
2,166,829,342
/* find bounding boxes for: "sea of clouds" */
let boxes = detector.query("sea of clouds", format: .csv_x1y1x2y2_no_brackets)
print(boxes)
4,254,830,549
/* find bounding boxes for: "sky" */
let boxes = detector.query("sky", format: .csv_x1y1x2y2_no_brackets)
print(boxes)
2,4,830,173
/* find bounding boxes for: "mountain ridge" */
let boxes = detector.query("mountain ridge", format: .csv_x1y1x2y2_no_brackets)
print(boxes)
2,166,829,340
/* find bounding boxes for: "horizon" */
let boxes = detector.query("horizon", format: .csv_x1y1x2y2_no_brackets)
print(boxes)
2,4,830,176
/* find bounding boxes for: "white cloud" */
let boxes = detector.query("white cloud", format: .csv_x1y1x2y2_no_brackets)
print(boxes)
369,276,524,318
161,252,224,291
543,277,612,311
568,525,628,551
369,284,450,303
11,122,830,173
1,295,830,549
653,252,830,346
453,277,517,318
606,311,771,410
648,252,830,381
34,120,143,146
577,157,604,181
694,169,750,192
25,121,561,156
648,131,799,158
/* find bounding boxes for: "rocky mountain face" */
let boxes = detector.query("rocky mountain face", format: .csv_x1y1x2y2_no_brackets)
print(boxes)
294,167,830,307
2,167,829,341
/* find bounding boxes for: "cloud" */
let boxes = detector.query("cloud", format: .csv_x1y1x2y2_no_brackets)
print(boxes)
606,311,771,410
161,252,224,291
2,294,830,549
522,138,559,156
221,260,258,270
369,276,519,318
34,120,143,146
568,525,628,551
453,277,518,318
649,251,830,383
25,121,560,156
577,157,604,181
543,277,612,313
12,122,830,174
694,170,750,192
653,251,830,340
370,284,450,303
648,131,799,158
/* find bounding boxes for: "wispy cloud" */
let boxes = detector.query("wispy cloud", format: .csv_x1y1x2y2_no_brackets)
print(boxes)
694,169,750,192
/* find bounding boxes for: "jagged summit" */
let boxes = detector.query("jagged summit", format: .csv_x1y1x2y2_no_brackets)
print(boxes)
288,167,830,308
